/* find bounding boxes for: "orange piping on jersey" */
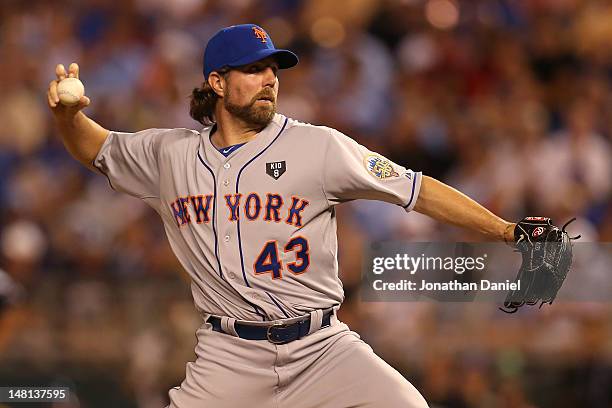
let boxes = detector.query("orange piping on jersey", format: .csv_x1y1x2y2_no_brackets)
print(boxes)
253,240,283,280
284,235,310,275
190,194,213,224
244,192,262,221
224,193,242,221
285,196,309,227
264,193,284,223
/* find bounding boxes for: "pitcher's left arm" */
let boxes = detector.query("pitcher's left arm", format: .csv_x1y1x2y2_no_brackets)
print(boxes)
414,175,515,242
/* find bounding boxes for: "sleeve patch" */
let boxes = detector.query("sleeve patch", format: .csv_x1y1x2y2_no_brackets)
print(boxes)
364,154,400,180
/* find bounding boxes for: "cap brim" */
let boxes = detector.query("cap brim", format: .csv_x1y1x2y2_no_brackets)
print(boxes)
226,49,299,70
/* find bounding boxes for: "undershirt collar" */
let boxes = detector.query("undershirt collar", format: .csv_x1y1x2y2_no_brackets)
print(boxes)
217,143,246,157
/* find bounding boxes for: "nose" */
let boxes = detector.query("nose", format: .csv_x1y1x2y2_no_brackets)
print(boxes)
262,66,277,87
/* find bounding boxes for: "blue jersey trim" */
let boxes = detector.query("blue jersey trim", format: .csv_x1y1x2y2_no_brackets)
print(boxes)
402,172,420,209
197,150,223,279
218,143,246,157
92,132,118,192
197,147,265,320
235,117,289,317
267,293,290,318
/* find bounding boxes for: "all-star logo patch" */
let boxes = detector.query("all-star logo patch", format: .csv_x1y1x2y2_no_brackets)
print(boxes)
266,161,286,180
364,155,399,180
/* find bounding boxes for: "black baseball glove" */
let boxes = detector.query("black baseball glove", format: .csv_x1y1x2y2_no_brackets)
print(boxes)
500,217,580,313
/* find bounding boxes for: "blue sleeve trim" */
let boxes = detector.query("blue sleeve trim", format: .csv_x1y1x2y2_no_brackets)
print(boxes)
92,131,117,192
402,171,422,210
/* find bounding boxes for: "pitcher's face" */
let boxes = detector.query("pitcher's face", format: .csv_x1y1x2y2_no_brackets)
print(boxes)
223,57,279,127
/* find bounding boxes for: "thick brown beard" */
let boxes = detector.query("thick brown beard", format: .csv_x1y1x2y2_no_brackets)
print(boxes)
224,88,277,128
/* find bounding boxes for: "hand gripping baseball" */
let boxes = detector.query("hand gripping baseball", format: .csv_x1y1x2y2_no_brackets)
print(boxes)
47,63,90,114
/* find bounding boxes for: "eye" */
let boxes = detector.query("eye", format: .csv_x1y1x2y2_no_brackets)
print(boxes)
245,64,278,74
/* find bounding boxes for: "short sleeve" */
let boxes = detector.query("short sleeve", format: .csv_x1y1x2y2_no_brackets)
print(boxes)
322,129,422,212
93,128,167,199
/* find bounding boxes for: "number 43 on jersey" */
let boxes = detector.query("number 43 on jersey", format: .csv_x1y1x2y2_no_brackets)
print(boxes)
254,237,309,279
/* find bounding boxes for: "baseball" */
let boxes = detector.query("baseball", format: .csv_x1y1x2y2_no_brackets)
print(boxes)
57,77,85,106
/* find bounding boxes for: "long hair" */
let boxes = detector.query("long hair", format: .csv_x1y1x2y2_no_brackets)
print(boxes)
189,70,228,126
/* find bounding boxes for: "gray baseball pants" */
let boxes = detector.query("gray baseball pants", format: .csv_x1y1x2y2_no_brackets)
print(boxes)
167,312,428,408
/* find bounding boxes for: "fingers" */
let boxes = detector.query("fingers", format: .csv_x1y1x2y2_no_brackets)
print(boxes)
50,63,65,108
47,89,55,107
55,62,79,79
79,95,90,108
50,63,88,110
48,79,59,107
55,64,66,81
68,62,79,79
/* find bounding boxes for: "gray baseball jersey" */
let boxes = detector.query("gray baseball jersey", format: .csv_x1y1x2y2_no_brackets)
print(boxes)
93,113,422,321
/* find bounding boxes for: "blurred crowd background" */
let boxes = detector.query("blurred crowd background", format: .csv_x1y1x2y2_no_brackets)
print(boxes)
0,0,611,407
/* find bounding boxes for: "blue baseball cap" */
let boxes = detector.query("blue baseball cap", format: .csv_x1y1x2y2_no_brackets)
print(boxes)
203,24,299,79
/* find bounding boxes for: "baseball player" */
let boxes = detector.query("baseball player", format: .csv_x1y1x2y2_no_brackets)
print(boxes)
48,24,517,407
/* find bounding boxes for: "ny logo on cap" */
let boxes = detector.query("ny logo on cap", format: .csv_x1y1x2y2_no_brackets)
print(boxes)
252,27,267,43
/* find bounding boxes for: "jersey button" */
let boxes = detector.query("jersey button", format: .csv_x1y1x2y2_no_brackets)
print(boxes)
223,179,230,186
223,163,231,169
224,235,230,242
228,272,236,279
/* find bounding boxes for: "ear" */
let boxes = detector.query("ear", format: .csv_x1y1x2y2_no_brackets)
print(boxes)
208,71,226,97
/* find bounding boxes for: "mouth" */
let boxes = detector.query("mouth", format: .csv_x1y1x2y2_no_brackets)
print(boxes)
256,92,275,102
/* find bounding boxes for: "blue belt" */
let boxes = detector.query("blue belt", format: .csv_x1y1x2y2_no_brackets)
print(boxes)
208,310,333,345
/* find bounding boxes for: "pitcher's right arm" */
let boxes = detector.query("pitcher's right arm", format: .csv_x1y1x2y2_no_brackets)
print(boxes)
47,63,109,171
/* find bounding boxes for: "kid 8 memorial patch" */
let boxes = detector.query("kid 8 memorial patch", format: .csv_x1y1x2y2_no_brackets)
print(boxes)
364,154,399,179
